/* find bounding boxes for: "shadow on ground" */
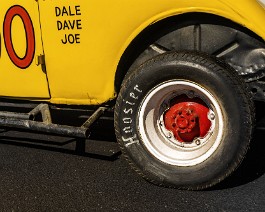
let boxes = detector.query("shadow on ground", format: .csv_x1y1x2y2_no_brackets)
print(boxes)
213,128,265,190
0,103,265,189
213,101,265,190
0,118,121,162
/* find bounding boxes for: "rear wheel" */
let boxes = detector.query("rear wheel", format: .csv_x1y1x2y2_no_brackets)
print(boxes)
114,51,254,190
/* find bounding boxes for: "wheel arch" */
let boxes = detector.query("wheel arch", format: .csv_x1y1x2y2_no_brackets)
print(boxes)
114,12,264,92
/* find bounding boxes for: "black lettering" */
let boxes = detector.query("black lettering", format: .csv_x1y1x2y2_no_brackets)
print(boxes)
69,6,75,16
61,34,80,44
55,7,61,16
75,34,80,43
61,34,67,44
62,7,68,16
69,20,75,29
68,34,75,44
57,21,62,30
63,20,70,30
58,20,82,30
76,19,82,29
55,6,82,17
75,6,81,15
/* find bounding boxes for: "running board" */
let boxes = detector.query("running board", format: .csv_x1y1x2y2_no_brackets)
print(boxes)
0,104,106,138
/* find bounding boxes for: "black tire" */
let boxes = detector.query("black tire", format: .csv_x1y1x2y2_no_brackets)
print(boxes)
114,51,254,190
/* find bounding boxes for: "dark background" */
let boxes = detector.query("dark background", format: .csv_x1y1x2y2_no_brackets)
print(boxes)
0,104,264,211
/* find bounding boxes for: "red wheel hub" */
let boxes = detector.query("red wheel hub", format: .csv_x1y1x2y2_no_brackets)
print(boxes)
164,95,211,143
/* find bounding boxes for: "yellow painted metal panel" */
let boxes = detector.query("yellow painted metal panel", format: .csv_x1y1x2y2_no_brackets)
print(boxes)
37,0,265,105
0,1,50,98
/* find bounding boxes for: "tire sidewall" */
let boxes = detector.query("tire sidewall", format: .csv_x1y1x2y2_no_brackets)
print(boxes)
115,53,251,188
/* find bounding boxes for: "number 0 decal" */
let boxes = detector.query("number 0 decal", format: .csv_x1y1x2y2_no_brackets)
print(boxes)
3,5,35,69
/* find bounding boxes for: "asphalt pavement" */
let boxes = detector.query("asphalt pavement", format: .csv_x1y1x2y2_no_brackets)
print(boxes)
0,118,264,211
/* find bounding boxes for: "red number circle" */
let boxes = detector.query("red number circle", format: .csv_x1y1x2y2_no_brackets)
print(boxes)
3,5,35,69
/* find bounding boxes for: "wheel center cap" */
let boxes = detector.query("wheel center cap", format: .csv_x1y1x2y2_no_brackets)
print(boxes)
177,116,189,128
175,108,196,133
164,96,211,143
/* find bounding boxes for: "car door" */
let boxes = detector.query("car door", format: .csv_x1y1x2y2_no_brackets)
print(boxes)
0,1,50,98
38,1,123,105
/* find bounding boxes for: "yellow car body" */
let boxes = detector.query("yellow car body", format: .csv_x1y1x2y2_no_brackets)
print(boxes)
0,0,265,105
1,0,264,190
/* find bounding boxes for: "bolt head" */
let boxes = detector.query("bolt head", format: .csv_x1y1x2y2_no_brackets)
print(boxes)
209,113,215,120
195,139,201,145
166,133,172,139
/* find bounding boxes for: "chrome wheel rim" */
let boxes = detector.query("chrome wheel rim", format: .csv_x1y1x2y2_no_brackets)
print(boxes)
137,80,224,166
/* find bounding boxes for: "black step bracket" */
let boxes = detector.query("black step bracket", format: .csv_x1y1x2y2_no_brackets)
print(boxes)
0,104,106,138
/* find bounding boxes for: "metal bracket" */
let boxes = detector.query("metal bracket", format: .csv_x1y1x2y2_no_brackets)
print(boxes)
36,55,46,73
37,55,45,66
0,104,106,138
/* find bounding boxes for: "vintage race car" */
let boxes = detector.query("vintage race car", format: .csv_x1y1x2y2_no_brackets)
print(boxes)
1,0,265,190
